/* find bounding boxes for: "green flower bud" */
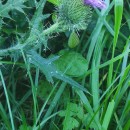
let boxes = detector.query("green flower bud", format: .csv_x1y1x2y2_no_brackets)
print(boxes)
57,0,92,31
68,31,79,48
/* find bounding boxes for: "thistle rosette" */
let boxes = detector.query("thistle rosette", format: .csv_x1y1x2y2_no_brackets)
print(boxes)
57,0,92,31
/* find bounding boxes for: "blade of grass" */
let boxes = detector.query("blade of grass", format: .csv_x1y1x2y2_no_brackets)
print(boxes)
85,48,130,76
38,82,66,129
12,90,32,114
102,100,115,130
91,29,105,121
113,36,130,81
107,0,123,86
123,119,130,130
120,38,130,79
114,113,122,130
114,76,130,110
81,0,112,55
76,90,102,129
0,103,12,130
34,82,59,126
0,70,15,130
116,92,130,130
21,50,38,124
35,111,61,130
113,63,130,108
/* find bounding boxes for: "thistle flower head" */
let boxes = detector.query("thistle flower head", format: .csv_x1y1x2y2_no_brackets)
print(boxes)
84,0,106,9
57,0,92,31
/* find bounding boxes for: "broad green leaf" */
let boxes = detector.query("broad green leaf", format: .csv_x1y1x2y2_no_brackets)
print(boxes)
54,50,88,77
59,102,84,119
63,117,79,130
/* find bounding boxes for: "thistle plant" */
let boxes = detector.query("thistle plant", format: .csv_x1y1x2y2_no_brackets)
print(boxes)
0,0,93,57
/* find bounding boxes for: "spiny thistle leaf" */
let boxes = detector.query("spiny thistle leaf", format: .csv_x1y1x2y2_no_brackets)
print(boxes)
27,50,90,94
0,0,48,57
0,0,26,18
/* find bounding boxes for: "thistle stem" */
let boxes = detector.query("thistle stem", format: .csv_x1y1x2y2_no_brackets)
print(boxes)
43,22,60,35
0,22,61,56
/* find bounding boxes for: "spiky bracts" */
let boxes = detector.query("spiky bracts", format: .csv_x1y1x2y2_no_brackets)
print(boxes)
57,0,92,31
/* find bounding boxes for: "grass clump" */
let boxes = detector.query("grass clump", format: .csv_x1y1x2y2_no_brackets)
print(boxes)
0,0,130,130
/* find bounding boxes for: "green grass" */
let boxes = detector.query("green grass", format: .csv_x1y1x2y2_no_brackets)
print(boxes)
0,0,130,130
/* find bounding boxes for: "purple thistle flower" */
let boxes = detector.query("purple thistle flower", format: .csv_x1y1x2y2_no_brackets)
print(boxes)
84,0,106,9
